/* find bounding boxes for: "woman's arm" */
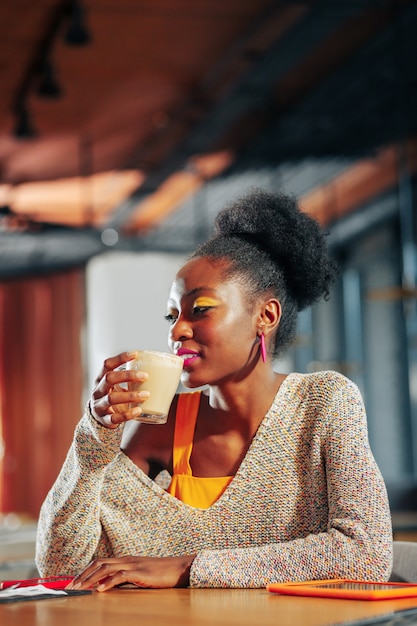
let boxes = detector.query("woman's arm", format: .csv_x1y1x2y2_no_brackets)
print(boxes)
35,405,124,577
36,350,153,576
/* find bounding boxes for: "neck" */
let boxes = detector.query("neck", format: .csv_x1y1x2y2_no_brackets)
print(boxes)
206,368,286,432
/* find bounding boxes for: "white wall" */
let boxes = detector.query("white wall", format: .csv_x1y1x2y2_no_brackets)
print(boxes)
85,251,185,391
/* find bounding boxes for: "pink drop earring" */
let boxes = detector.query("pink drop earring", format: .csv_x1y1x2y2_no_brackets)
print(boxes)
260,333,267,363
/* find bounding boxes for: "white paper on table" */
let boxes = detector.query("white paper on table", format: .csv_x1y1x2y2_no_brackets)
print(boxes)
0,584,68,601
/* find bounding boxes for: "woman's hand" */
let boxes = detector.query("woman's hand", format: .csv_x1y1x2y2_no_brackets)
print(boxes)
67,554,196,591
90,351,151,429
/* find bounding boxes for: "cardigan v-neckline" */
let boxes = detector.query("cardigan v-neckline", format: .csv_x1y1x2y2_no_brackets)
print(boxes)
119,373,297,511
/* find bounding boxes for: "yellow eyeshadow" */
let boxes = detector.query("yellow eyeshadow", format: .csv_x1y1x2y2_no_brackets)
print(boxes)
194,297,219,307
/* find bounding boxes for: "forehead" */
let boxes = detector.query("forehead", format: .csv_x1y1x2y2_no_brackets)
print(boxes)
168,256,236,301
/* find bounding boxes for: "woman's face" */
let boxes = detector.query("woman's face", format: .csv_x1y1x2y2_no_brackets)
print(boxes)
166,256,261,388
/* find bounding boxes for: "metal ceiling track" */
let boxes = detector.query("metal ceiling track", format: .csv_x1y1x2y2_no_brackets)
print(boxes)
104,3,359,232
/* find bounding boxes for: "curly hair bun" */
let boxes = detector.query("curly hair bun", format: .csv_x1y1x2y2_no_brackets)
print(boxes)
214,188,338,310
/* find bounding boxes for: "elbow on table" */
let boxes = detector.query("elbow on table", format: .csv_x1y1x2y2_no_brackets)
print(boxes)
355,538,393,582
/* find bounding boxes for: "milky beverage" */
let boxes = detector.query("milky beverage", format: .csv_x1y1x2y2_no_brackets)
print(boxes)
126,351,183,423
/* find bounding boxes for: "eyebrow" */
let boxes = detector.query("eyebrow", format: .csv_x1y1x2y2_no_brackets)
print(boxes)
167,286,218,306
186,287,217,297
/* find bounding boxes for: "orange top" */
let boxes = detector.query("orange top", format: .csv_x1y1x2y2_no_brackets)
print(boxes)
166,392,233,509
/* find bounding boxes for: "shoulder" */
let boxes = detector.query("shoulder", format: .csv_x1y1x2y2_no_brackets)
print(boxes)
274,371,367,440
281,370,363,410
286,369,358,394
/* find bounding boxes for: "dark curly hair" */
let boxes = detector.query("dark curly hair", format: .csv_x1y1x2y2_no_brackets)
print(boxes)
190,188,338,358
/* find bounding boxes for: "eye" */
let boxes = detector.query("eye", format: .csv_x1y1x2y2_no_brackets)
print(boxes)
192,305,211,316
164,313,177,324
191,297,219,316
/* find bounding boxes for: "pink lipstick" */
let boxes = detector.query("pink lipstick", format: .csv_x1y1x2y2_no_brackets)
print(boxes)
176,348,200,368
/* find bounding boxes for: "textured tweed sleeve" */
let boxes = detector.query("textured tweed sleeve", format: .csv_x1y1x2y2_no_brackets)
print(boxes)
189,376,393,588
35,403,124,577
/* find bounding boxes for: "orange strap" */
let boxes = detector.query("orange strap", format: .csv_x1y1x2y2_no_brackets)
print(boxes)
171,392,201,475
167,392,233,509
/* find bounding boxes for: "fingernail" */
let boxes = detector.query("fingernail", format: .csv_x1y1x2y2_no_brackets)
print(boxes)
71,582,82,590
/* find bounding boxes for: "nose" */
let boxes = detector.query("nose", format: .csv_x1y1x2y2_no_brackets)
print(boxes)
169,316,193,344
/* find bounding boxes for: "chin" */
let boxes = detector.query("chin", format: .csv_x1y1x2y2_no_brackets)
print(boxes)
181,379,202,389
180,372,207,389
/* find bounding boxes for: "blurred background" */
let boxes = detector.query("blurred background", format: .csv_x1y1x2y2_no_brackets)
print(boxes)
1,0,417,577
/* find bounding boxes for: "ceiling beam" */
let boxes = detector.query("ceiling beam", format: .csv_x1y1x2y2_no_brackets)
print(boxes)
104,2,357,233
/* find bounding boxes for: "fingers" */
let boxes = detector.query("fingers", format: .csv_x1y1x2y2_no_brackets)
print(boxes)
68,558,124,590
104,368,148,390
93,389,150,426
94,351,138,385
68,557,142,591
67,555,195,591
90,351,151,428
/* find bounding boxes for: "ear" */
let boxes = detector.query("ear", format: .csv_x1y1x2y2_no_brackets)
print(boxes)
257,298,281,338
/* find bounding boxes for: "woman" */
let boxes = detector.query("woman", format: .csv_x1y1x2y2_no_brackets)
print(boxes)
36,189,393,590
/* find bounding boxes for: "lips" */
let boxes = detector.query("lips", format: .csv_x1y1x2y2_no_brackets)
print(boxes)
176,348,201,368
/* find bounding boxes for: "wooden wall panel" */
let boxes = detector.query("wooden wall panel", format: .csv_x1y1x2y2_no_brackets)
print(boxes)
301,139,417,224
0,268,85,519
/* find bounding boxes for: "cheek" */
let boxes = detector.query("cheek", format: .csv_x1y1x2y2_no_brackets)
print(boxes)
197,320,217,344
219,317,257,356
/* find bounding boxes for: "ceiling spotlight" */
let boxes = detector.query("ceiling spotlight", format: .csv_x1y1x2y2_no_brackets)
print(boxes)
64,1,92,46
13,106,36,140
37,58,63,99
101,228,119,247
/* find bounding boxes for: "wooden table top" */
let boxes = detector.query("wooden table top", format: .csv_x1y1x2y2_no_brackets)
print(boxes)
2,587,417,626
